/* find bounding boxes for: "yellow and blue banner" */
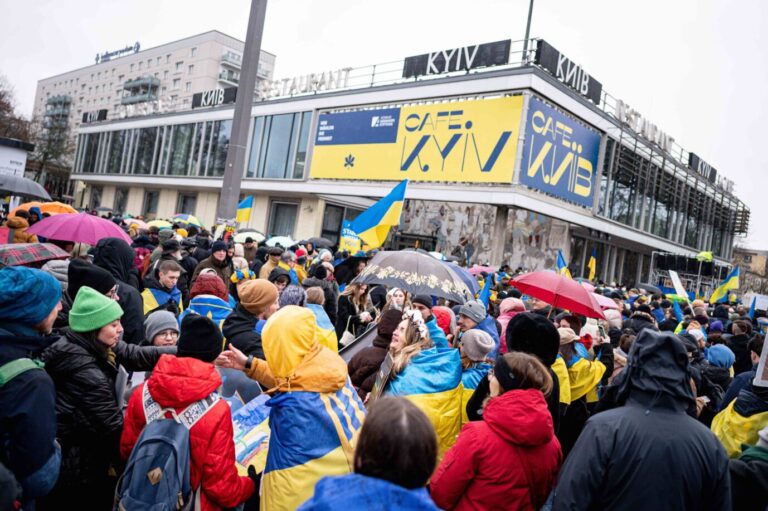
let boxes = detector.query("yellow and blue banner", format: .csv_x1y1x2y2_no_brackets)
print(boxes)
236,196,253,223
262,381,365,511
338,220,362,253
385,346,462,457
557,250,572,279
710,266,740,304
520,97,601,208
349,179,408,249
587,248,597,281
310,96,524,183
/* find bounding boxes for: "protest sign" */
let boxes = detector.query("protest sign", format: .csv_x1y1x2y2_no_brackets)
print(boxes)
232,394,271,475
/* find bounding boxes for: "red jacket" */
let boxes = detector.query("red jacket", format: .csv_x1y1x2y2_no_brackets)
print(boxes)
120,355,255,510
430,388,562,510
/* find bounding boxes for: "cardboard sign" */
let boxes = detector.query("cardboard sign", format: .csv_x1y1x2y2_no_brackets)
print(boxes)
232,394,271,475
668,271,691,305
754,338,768,388
368,353,395,404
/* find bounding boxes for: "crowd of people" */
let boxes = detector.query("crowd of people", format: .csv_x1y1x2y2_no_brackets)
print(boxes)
0,211,767,510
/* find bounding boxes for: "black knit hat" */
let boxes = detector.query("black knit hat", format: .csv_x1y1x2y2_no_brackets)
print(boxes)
505,312,559,366
313,265,328,280
177,314,223,363
67,259,116,300
161,239,181,255
412,294,433,309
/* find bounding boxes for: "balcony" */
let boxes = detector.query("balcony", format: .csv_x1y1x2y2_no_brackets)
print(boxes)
221,52,242,69
121,91,158,105
46,94,72,106
218,71,239,86
123,76,161,91
44,106,70,117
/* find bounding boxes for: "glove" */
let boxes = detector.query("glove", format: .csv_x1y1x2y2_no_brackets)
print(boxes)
247,465,261,486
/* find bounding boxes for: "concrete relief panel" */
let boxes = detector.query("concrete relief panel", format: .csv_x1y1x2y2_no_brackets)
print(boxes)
503,207,569,271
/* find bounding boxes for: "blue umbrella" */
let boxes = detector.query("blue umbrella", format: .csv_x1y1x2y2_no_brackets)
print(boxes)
444,262,480,295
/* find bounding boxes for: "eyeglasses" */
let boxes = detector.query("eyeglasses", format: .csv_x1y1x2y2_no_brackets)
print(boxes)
157,330,179,338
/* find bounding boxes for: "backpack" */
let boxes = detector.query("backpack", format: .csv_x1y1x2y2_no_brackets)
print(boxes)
0,358,44,387
114,383,219,511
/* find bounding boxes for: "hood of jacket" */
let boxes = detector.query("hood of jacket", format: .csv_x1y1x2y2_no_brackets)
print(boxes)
483,388,555,447
630,311,656,324
262,305,347,393
301,473,439,510
734,385,768,417
5,216,30,229
147,354,222,408
93,237,135,282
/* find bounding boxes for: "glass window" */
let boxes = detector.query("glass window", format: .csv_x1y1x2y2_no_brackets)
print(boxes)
113,187,129,214
168,124,194,175
268,202,298,237
185,82,191,92
143,190,160,219
205,120,232,177
166,54,171,63
246,117,266,178
107,129,128,173
188,64,194,75
293,112,312,179
176,192,197,215
81,133,100,173
321,204,344,244
191,122,206,176
164,70,169,80
175,61,183,71
134,127,158,175
90,185,103,209
261,114,295,178
173,78,180,90
191,47,197,57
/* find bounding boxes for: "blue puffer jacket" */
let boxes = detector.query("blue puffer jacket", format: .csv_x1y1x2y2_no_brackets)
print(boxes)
474,316,501,359
298,473,440,511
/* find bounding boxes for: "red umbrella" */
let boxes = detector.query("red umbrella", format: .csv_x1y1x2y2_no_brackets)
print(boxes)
592,292,619,310
27,212,132,245
511,271,605,319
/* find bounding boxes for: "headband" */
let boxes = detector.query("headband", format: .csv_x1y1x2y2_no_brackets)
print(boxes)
402,308,428,340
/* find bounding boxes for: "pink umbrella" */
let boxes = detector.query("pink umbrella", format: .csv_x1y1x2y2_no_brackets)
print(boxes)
510,271,605,319
468,265,497,276
580,281,595,292
124,218,148,230
28,212,132,245
592,292,619,310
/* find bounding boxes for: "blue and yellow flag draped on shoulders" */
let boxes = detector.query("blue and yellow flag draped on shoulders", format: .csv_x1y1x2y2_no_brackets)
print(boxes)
340,179,408,251
385,346,462,457
236,196,253,223
710,266,740,304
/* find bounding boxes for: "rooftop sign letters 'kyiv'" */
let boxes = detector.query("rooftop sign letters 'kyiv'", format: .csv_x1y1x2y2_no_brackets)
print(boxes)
402,40,511,78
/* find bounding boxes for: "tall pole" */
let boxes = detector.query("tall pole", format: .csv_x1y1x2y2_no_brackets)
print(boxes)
217,0,268,222
521,0,535,63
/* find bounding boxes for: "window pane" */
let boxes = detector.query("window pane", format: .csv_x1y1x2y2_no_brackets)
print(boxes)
269,203,297,237
168,123,194,175
246,117,265,178
206,120,232,177
321,204,344,244
262,114,294,179
107,130,128,173
82,134,99,173
292,112,312,179
90,185,103,209
135,127,158,175
191,122,205,176
113,187,129,214
176,193,197,214
143,190,159,219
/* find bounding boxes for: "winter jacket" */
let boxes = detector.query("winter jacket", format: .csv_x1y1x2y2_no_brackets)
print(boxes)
141,273,183,316
431,389,562,511
243,244,258,265
729,444,768,511
622,311,658,334
298,473,440,511
191,255,232,287
5,216,38,243
222,305,264,359
721,365,757,411
147,253,192,304
460,363,492,424
347,334,390,399
258,255,280,280
179,295,232,332
553,330,731,511
41,331,171,506
93,238,145,344
302,276,338,325
711,385,768,458
497,303,526,355
120,355,255,510
0,324,60,507
41,259,69,294
727,333,752,375
242,306,366,511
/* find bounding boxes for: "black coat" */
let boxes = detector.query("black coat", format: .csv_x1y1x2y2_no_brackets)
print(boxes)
729,446,768,511
335,295,374,339
302,276,338,325
222,305,264,359
93,238,145,344
622,311,658,335
41,331,171,496
727,333,752,375
553,330,731,511
347,334,390,399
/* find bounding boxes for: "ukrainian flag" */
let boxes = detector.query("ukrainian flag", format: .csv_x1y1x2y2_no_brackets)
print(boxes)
179,295,232,331
557,250,572,279
141,287,183,316
350,179,408,249
552,355,572,405
565,343,605,403
460,363,492,424
587,248,597,281
385,346,462,457
236,196,254,223
307,303,339,353
710,266,740,304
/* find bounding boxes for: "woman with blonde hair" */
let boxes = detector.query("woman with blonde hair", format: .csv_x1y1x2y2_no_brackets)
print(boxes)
383,287,411,312
385,309,462,457
336,282,376,341
430,352,562,511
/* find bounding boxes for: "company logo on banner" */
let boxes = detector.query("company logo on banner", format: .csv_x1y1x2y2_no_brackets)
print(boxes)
520,97,601,208
310,96,524,183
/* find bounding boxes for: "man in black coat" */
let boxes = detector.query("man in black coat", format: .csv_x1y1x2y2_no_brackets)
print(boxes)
727,319,754,375
92,237,145,344
553,330,731,511
0,267,62,510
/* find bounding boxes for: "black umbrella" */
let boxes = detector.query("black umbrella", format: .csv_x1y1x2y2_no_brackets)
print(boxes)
352,250,473,304
300,236,334,248
637,283,662,295
0,174,51,200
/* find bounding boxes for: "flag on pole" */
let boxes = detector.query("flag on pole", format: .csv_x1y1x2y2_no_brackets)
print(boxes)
350,179,408,249
709,266,740,304
556,250,572,279
236,196,254,223
478,272,493,307
587,248,597,282
748,296,757,320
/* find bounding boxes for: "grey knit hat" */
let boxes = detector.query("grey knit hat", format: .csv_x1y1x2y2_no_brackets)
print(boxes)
279,285,306,308
459,300,487,324
461,329,495,362
144,310,179,344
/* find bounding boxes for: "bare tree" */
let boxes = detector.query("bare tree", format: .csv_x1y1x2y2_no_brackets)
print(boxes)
0,75,32,141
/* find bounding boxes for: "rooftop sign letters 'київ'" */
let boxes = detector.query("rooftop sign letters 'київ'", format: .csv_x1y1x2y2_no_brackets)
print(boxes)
534,40,603,105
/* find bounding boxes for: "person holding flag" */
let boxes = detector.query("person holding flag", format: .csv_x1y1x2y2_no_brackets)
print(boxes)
710,266,740,304
587,248,597,282
340,179,408,251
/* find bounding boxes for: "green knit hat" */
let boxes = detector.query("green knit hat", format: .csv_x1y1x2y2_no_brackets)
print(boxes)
69,286,124,333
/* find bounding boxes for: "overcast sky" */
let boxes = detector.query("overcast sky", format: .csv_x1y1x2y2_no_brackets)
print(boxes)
3,0,766,250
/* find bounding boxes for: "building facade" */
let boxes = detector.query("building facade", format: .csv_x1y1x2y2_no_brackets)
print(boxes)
70,39,749,286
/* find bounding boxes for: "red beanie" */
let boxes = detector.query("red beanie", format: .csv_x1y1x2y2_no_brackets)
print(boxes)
190,273,228,301
432,307,452,336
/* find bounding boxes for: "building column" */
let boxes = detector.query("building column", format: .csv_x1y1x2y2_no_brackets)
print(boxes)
616,249,626,285
636,254,644,285
490,206,508,266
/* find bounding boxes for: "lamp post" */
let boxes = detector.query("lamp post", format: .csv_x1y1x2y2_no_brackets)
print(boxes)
521,0,535,62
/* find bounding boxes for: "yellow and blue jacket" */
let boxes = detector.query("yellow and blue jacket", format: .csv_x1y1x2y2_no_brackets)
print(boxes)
244,306,365,511
711,387,768,458
460,362,492,424
385,346,462,457
552,355,572,405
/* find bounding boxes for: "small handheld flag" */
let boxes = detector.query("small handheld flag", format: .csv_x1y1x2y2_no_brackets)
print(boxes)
556,250,572,279
236,196,254,223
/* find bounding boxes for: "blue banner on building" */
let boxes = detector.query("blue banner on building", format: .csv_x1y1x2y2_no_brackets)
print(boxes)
316,108,400,145
520,97,601,208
